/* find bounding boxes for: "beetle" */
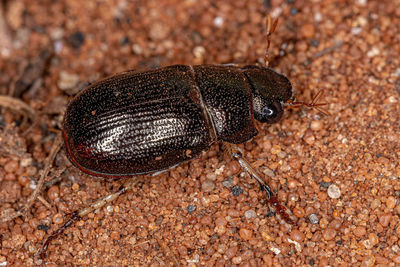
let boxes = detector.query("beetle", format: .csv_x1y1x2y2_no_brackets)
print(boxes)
41,15,327,255
62,64,292,178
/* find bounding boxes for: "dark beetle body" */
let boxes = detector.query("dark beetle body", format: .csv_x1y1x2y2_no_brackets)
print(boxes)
63,65,292,178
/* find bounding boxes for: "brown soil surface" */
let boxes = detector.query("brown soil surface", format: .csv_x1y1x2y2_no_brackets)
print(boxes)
0,0,399,266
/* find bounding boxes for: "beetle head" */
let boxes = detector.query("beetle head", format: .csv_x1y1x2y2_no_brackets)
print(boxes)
241,65,292,124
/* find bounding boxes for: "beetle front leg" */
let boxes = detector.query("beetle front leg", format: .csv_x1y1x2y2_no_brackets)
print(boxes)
224,143,295,225
40,177,140,257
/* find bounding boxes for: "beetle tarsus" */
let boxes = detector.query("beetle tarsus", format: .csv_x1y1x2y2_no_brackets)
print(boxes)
40,211,81,258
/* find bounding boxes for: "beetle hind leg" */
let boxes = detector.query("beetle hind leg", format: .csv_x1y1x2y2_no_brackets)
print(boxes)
40,177,140,257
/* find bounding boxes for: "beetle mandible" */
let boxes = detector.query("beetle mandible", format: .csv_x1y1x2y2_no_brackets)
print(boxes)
42,15,327,254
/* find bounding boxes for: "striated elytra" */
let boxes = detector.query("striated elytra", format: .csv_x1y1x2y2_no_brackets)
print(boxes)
63,64,292,178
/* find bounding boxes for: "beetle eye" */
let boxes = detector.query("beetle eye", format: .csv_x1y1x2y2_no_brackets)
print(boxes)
255,102,283,124
262,105,275,117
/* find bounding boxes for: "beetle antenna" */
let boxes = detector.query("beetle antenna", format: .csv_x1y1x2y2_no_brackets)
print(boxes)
264,14,279,68
286,89,330,116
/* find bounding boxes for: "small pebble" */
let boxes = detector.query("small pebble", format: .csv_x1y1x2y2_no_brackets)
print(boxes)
261,230,275,242
214,225,226,235
149,22,170,40
375,256,389,265
293,207,305,218
47,185,60,201
67,31,85,49
232,185,243,196
289,158,301,170
393,255,400,264
4,160,19,173
318,191,328,201
32,230,45,241
327,184,341,199
303,134,315,145
228,161,241,175
224,246,238,259
110,231,120,240
270,145,281,155
328,219,342,229
52,213,64,225
309,214,319,224
187,205,196,214
290,229,305,242
300,23,315,38
201,179,215,193
58,71,80,91
263,254,273,266
206,172,216,181
322,228,336,241
379,213,392,227
18,175,30,187
287,178,299,189
28,218,39,229
386,196,396,209
222,177,233,188
319,217,329,229
200,215,212,225
213,16,224,27
215,217,227,226
239,228,253,240
368,233,379,247
232,256,242,264
57,201,69,213
290,7,298,15
5,234,26,249
244,210,257,219
310,120,323,131
370,199,381,209
37,224,50,232
320,181,331,188
353,226,366,238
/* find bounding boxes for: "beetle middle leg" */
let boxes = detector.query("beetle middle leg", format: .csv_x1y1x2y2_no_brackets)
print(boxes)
40,177,140,256
224,143,295,225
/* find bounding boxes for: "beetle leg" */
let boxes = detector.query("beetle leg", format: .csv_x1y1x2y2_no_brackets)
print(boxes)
230,148,273,199
40,177,140,257
224,143,295,225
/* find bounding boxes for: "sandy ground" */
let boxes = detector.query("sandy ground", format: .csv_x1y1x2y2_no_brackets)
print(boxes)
0,0,399,266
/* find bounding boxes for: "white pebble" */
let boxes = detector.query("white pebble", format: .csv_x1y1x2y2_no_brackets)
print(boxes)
244,210,257,219
213,16,224,27
327,184,341,199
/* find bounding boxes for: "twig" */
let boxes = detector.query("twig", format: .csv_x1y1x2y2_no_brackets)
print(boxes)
0,0,13,53
312,41,344,59
131,240,151,249
0,132,62,223
37,195,52,210
0,95,37,122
